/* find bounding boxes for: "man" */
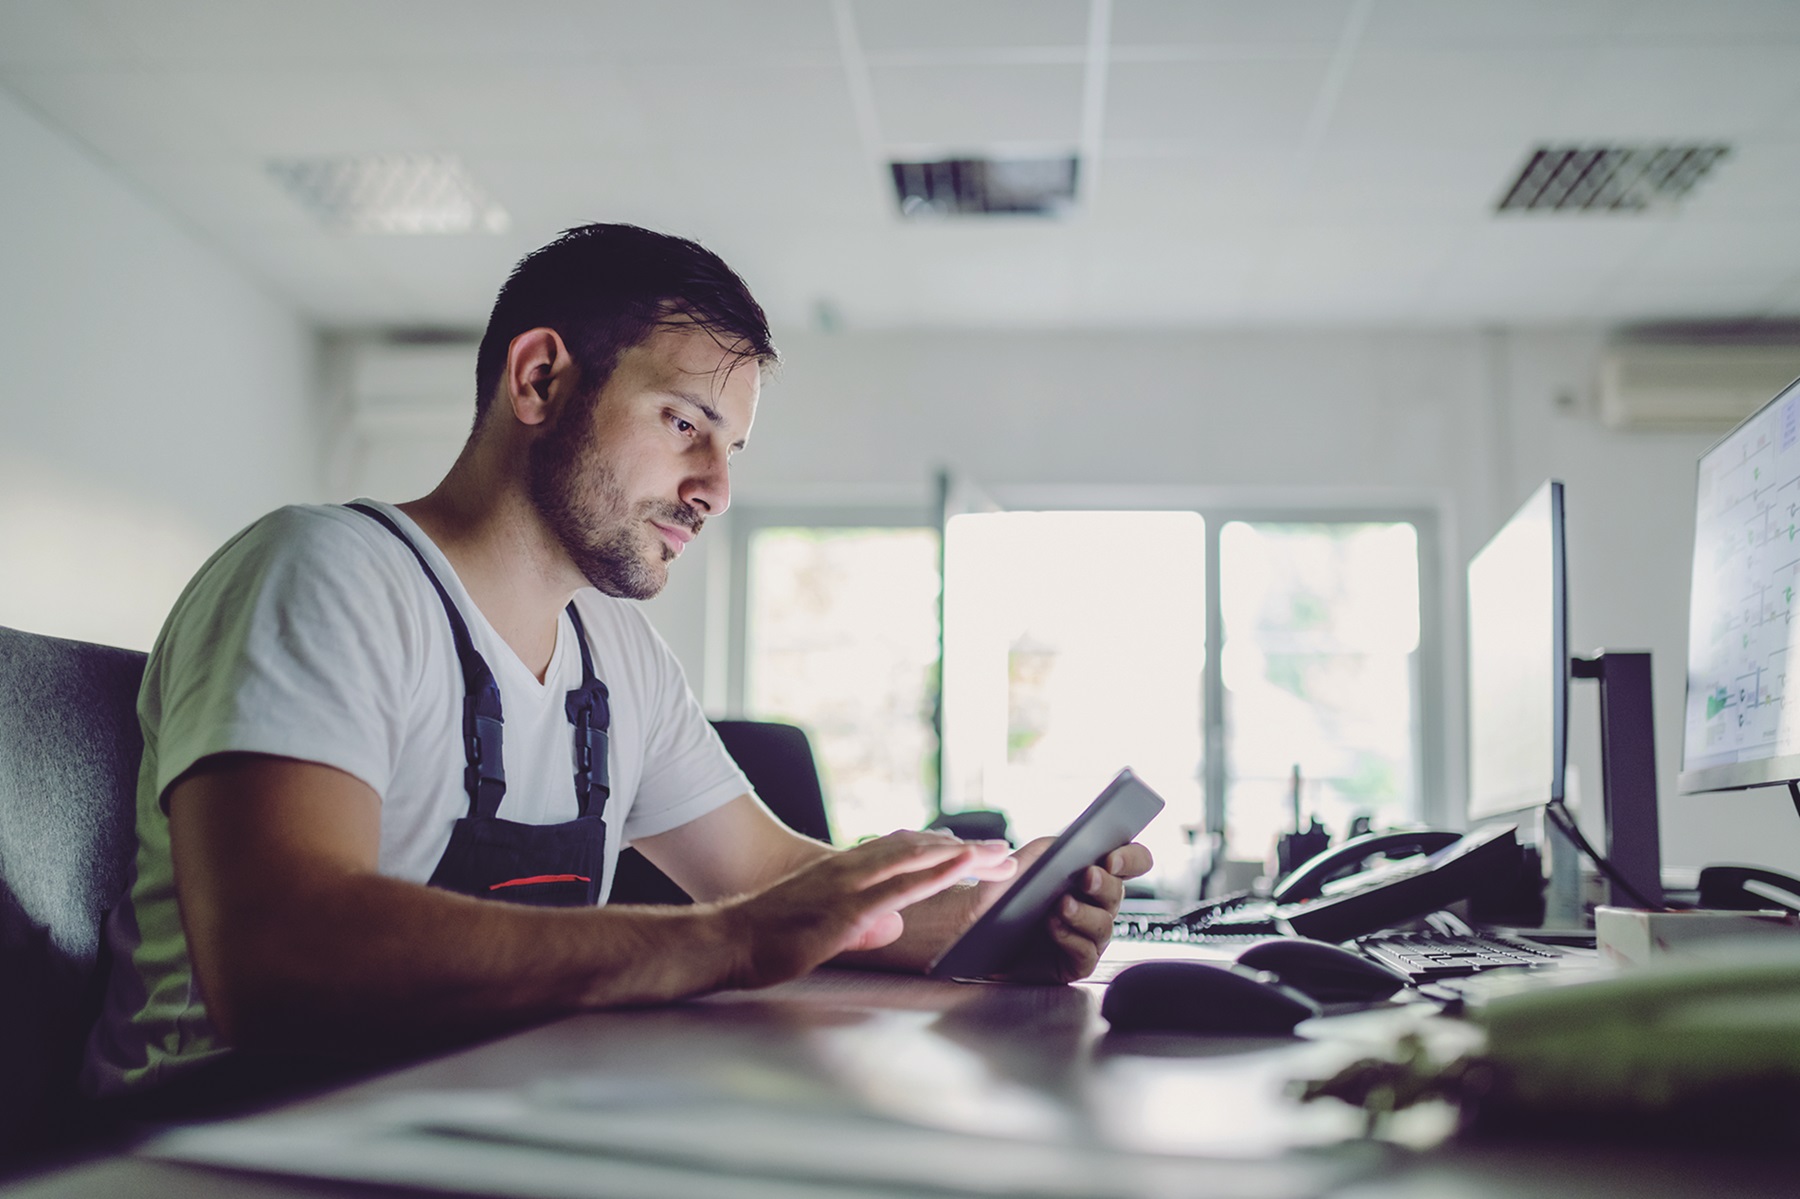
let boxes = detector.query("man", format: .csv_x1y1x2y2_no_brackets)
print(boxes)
84,224,1151,1099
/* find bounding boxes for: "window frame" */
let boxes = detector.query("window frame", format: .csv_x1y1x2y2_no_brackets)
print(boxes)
726,499,1449,844
723,504,936,721
1204,505,1447,849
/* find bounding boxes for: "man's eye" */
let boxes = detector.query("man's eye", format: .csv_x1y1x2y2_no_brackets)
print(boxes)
671,415,695,435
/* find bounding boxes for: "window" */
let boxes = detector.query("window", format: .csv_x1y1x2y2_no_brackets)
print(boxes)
735,515,940,843
941,506,1437,892
1219,521,1423,856
940,512,1207,892
733,502,1441,891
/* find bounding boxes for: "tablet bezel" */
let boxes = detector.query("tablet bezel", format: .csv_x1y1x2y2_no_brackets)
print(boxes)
926,768,1165,981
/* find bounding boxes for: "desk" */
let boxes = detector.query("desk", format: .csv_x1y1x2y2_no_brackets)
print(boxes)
6,967,1796,1199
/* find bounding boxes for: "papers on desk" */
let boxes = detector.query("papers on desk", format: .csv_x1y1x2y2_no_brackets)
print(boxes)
143,1084,1380,1199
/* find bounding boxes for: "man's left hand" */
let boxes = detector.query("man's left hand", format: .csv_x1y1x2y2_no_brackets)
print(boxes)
981,839,1154,983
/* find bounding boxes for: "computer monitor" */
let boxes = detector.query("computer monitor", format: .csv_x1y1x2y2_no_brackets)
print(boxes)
1468,480,1569,821
1680,375,1800,796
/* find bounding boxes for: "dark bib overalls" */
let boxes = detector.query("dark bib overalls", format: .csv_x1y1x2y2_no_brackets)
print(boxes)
349,503,611,908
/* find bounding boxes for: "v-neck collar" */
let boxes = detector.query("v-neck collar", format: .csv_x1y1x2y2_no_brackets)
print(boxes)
359,499,572,699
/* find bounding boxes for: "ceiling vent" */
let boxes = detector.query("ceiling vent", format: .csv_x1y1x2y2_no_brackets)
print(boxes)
1496,144,1729,213
267,153,509,234
889,156,1079,218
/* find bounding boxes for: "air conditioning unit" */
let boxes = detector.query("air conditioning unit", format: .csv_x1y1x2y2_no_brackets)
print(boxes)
1598,345,1800,431
347,340,476,436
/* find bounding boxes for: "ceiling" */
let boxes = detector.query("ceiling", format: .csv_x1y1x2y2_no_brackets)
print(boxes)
5,0,1800,332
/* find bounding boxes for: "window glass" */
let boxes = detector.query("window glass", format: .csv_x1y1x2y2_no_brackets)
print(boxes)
941,511,1207,892
1220,521,1421,859
745,527,940,843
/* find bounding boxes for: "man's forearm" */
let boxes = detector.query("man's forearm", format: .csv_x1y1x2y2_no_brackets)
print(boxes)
196,870,750,1053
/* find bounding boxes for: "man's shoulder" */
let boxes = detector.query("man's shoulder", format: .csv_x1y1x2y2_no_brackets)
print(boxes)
166,502,426,641
205,502,415,580
242,501,398,551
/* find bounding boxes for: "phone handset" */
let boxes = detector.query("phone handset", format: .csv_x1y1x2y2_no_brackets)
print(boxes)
1272,828,1463,904
1698,864,1800,914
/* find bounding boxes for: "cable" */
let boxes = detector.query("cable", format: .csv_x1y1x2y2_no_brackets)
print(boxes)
1542,798,1665,911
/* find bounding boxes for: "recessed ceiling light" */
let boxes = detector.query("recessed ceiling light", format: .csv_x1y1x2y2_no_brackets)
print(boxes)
889,156,1079,218
267,153,510,234
1496,144,1730,214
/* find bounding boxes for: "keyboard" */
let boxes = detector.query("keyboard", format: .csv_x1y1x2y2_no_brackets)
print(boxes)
1353,928,1563,983
1112,891,1285,943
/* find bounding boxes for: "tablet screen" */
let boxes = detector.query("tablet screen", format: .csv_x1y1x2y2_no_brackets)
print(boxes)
927,768,1165,980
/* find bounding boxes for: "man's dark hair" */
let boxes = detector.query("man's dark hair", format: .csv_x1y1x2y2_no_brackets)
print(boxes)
474,223,777,422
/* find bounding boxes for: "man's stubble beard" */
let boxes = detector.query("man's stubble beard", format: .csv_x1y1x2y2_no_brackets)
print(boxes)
527,395,701,601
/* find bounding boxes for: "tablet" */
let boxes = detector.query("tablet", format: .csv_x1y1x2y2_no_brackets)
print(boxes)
927,768,1165,980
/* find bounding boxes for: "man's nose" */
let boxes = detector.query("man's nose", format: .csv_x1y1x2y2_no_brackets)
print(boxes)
681,450,730,517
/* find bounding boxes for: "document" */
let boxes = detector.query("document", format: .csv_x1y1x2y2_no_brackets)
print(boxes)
143,1082,1381,1199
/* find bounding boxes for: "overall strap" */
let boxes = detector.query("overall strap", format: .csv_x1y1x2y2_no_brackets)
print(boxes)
562,604,612,816
345,503,507,820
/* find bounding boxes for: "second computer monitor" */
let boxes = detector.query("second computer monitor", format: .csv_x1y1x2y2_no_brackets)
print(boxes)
1468,480,1569,821
1681,375,1800,795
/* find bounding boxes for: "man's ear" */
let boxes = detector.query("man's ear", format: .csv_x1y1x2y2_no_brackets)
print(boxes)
503,328,577,428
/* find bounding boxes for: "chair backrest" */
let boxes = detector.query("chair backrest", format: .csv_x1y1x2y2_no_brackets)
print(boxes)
609,719,831,904
708,720,831,844
0,626,145,1161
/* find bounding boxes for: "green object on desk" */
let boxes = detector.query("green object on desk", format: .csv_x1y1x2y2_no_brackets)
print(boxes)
1475,945,1800,1114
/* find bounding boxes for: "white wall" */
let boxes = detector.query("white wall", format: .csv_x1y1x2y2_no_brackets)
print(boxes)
0,87,320,650
735,328,1800,877
336,323,1800,881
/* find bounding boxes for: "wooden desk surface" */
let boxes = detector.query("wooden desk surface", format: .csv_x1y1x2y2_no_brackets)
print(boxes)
6,968,1796,1199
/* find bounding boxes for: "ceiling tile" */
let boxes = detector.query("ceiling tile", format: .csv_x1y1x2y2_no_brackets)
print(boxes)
873,224,1084,325
1420,217,1669,319
1252,221,1466,299
1087,150,1296,226
123,155,318,235
1613,220,1800,288
1675,140,1800,216
84,0,592,65
1105,58,1329,147
1294,142,1521,219
1241,228,1464,323
0,0,135,67
1613,0,1800,44
214,227,421,326
392,65,653,156
2,67,229,159
9,0,1800,332
1326,51,1587,150
853,0,1088,54
352,234,529,322
574,0,839,66
1111,0,1353,50
613,65,864,160
1547,47,1800,140
1359,0,1635,49
79,0,837,68
1077,228,1265,322
870,62,1084,148
170,68,434,157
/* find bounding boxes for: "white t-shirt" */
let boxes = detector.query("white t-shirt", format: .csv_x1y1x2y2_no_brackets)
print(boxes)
82,501,749,1097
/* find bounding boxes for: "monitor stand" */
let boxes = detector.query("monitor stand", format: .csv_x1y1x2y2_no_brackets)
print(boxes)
1571,650,1664,910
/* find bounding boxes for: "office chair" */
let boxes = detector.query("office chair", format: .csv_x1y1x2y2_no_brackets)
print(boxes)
0,626,145,1170
609,719,832,904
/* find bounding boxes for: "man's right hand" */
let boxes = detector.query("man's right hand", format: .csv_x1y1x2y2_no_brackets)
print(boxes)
719,831,1015,989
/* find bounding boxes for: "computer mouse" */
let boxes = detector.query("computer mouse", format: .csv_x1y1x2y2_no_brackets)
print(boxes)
1235,937,1409,1004
1101,960,1321,1035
